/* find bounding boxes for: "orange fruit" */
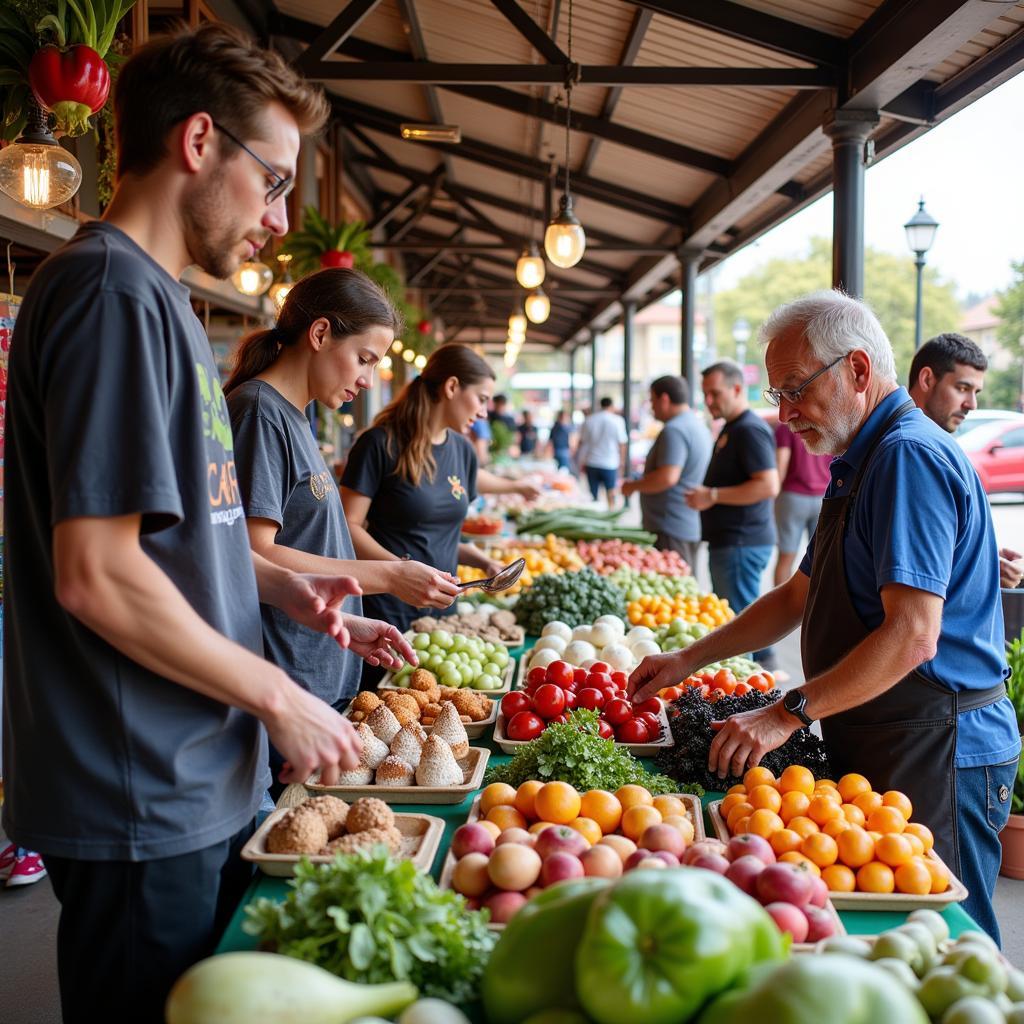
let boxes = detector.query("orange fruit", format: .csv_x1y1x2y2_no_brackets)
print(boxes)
817,778,838,790
807,795,843,827
748,785,783,813
788,816,819,839
733,815,751,835
615,785,654,811
727,802,755,833
853,791,884,816
779,791,811,823
529,820,556,835
857,861,895,893
770,828,804,856
480,782,518,816
874,833,914,868
486,805,528,831
925,856,950,894
904,833,925,857
882,791,913,820
652,795,687,819
721,793,748,817
868,831,883,844
779,852,821,877
837,826,875,868
822,864,857,892
837,773,872,803
478,820,502,841
823,818,851,839
743,766,776,790
726,784,748,796
534,781,582,825
514,780,544,820
840,803,866,827
567,816,602,846
662,814,696,843
580,790,624,835
813,785,842,803
895,858,933,895
747,808,785,838
866,806,907,835
801,832,839,868
904,822,934,852
778,765,815,796
621,805,662,842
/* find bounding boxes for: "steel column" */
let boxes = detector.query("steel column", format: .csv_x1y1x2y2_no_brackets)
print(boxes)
623,302,635,476
679,249,701,397
568,347,576,420
590,332,598,412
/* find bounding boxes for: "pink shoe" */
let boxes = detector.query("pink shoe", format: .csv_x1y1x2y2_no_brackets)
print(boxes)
0,843,16,882
6,849,46,887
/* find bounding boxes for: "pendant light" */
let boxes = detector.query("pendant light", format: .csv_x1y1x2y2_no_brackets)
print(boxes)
544,0,586,269
231,259,273,296
269,253,294,312
508,311,528,336
414,353,427,370
0,97,82,210
402,348,416,363
516,243,545,289
524,287,550,324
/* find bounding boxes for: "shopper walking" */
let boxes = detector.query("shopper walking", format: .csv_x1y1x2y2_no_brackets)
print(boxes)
621,375,710,572
578,396,628,507
547,409,573,471
2,24,367,1023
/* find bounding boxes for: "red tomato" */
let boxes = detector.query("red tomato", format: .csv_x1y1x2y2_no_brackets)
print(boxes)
635,697,663,717
610,671,628,687
507,711,545,741
527,666,548,688
613,689,629,701
637,711,661,735
589,661,611,675
573,667,588,684
597,719,615,740
708,687,728,702
658,686,682,701
562,689,578,711
697,684,712,700
587,671,612,690
732,682,752,697
603,698,633,726
616,718,650,744
501,691,532,718
548,713,568,726
545,660,574,688
746,673,772,692
533,683,567,720
576,687,605,711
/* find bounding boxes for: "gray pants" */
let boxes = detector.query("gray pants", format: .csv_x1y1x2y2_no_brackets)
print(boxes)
654,533,701,575
774,490,823,554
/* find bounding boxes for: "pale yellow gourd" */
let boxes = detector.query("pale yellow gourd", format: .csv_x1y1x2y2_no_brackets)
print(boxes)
165,952,418,1024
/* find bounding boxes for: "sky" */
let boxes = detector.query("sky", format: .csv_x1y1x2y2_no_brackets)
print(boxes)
712,70,1024,302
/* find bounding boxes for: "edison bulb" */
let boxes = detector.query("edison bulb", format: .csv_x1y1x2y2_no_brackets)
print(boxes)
231,260,273,296
515,246,545,289
544,195,586,269
524,288,550,324
0,141,82,210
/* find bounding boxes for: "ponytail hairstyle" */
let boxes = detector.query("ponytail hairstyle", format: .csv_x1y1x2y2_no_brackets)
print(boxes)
224,268,402,394
374,343,495,487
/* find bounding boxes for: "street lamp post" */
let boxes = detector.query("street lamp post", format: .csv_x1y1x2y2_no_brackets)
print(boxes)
904,198,939,350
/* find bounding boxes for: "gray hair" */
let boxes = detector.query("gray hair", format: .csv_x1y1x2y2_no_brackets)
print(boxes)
758,290,897,383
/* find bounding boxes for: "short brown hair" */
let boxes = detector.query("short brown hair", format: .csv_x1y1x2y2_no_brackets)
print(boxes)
115,22,330,178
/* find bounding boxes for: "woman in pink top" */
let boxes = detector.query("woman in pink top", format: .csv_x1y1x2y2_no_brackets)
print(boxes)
773,420,834,586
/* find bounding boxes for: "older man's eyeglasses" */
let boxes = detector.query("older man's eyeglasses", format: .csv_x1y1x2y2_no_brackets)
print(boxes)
212,121,294,205
763,354,846,407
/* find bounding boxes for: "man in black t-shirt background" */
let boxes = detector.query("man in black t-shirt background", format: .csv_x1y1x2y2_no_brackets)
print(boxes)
686,360,780,669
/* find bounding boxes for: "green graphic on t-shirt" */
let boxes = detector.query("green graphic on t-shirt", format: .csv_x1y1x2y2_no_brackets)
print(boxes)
195,362,234,454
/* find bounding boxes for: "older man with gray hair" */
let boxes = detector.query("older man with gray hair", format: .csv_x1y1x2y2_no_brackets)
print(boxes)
629,290,1019,944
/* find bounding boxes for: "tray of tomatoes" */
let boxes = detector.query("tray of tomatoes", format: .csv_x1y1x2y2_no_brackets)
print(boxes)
493,658,674,756
657,666,775,704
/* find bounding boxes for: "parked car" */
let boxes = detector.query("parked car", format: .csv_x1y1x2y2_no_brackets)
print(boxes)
957,420,1024,494
954,409,1024,437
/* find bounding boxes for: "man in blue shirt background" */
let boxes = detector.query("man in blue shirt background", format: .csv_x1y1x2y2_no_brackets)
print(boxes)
630,290,1019,944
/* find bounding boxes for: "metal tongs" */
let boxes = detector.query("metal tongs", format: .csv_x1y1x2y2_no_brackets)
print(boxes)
454,557,527,593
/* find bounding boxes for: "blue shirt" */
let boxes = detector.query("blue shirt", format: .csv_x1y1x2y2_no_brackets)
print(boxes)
799,388,1020,769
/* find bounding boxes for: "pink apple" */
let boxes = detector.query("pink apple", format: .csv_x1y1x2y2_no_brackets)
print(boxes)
727,833,775,866
803,904,837,942
451,822,495,859
639,823,686,859
756,862,815,908
534,825,589,860
650,850,680,867
496,827,535,847
686,851,730,875
725,854,767,898
624,848,654,871
682,839,728,865
764,901,809,943
635,857,668,870
541,851,585,887
808,875,829,909
580,844,623,879
484,890,528,924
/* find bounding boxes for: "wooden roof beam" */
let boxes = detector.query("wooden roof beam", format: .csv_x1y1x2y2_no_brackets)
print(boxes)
489,0,567,65
294,0,381,72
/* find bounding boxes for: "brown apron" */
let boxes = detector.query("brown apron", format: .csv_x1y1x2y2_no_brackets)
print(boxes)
800,400,1006,875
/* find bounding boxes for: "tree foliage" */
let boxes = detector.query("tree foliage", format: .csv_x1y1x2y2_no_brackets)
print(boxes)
712,237,962,386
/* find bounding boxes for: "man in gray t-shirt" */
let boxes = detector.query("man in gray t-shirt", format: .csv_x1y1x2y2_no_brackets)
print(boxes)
623,376,711,571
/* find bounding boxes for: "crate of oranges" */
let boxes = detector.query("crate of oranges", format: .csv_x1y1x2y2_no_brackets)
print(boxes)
439,781,704,926
626,591,734,629
707,765,968,911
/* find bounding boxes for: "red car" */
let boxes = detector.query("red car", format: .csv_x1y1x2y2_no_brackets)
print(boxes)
958,420,1024,494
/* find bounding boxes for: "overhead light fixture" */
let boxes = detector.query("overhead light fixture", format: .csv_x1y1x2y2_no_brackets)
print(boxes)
516,244,545,289
400,123,461,143
414,353,427,369
269,253,294,312
524,287,550,324
402,348,416,362
508,311,528,335
545,0,586,269
379,355,393,370
0,97,82,210
231,259,273,297
392,339,404,353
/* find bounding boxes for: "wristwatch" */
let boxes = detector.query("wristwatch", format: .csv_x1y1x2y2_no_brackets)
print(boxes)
782,688,814,727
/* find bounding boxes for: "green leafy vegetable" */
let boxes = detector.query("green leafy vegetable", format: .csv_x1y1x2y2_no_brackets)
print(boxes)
513,568,626,633
242,846,495,1005
485,709,700,796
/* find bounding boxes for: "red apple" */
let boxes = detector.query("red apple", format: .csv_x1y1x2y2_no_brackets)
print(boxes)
683,839,728,865
650,850,680,867
802,904,837,942
484,890,528,924
639,823,686,859
686,851,730,875
727,833,775,866
534,824,589,860
756,862,815,908
451,822,495,859
495,827,535,847
580,844,623,879
541,852,584,887
808,875,829,909
725,854,767,898
624,848,654,871
764,901,809,943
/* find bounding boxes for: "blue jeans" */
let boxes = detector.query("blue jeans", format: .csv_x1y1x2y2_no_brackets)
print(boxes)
585,465,617,500
954,757,1017,945
708,544,775,667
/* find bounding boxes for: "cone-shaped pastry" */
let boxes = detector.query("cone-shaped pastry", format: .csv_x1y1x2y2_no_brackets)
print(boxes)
390,723,425,768
355,722,390,769
415,733,464,787
375,754,415,786
366,703,402,745
431,701,470,759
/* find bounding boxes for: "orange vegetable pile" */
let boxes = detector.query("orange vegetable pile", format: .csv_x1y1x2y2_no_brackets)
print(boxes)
658,667,775,703
627,592,733,628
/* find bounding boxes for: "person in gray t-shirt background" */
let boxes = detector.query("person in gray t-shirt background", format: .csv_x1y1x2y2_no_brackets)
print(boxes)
622,375,712,572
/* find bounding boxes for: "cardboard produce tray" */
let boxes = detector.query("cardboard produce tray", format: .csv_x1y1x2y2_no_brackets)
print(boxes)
344,698,498,739
378,654,515,698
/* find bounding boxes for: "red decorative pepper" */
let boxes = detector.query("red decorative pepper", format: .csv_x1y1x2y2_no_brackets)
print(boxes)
320,250,355,269
28,45,110,137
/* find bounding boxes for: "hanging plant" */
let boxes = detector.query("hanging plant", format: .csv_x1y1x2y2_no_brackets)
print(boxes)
279,206,373,276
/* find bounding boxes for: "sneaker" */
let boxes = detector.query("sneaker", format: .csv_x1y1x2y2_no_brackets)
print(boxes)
6,849,46,887
0,843,16,882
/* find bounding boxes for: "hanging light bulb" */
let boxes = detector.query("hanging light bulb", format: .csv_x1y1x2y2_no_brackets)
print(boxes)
508,312,528,335
402,348,416,363
269,253,294,312
524,287,550,324
231,260,273,296
414,353,427,370
0,98,82,210
392,339,404,354
379,355,393,370
515,244,545,289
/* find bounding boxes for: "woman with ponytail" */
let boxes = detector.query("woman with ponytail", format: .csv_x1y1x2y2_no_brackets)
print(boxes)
341,343,538,636
225,268,461,734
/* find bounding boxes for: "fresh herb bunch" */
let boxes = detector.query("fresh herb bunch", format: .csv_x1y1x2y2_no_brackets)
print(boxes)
485,708,697,796
513,568,626,633
656,688,832,791
242,846,495,1005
